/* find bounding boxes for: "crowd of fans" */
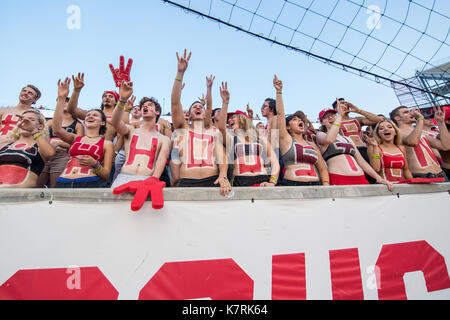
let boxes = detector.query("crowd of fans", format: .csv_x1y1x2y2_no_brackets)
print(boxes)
0,50,449,197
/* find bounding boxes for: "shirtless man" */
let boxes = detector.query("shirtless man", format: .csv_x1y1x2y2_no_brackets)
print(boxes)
0,84,41,147
110,81,170,188
170,49,231,196
390,105,450,179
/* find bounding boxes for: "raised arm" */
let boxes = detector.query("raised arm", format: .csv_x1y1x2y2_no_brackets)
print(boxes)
53,78,77,144
273,75,290,142
111,82,134,136
67,73,87,120
171,49,191,130
316,99,345,145
204,75,215,129
402,108,424,147
217,81,230,147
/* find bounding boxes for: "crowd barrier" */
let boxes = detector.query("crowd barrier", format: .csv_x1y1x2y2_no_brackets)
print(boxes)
0,183,449,300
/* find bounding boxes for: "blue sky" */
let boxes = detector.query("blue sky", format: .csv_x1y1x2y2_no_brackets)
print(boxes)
1,0,449,123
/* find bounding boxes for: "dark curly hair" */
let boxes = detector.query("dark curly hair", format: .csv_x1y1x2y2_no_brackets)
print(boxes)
139,97,161,122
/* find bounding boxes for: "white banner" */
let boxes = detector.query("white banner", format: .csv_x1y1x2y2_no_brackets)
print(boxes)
0,188,449,300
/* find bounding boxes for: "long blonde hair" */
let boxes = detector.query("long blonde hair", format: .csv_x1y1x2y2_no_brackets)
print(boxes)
373,119,402,146
9,109,49,141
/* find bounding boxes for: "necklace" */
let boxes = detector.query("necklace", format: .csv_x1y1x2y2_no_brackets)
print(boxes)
86,135,101,138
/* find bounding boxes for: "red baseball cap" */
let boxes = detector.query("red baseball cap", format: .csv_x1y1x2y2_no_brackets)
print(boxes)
227,110,248,119
319,108,337,122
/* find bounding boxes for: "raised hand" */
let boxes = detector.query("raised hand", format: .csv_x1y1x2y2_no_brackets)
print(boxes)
57,77,71,99
273,75,283,91
125,95,136,112
109,55,133,88
206,74,215,88
346,101,359,113
246,103,254,119
433,104,445,123
113,176,166,211
72,72,85,91
176,49,191,74
410,107,423,120
219,81,230,104
119,81,134,102
336,98,346,116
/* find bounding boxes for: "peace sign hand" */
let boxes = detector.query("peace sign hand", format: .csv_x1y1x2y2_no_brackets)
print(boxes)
109,55,133,88
220,82,230,104
433,104,445,124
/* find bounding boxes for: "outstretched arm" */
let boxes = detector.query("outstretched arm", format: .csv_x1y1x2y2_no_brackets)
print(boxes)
111,82,134,136
171,49,191,130
273,75,290,143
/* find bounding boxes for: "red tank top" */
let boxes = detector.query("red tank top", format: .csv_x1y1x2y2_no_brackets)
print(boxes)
69,136,105,163
378,145,406,182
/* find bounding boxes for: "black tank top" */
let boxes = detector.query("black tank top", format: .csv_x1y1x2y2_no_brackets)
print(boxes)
0,143,45,175
49,119,79,138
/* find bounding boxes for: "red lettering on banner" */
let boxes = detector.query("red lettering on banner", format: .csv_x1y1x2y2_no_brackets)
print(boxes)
125,135,158,170
187,131,214,169
375,240,450,300
329,248,364,300
0,115,19,136
0,267,118,300
235,143,263,174
2,241,449,299
64,158,92,175
138,259,253,300
272,253,306,300
413,138,440,168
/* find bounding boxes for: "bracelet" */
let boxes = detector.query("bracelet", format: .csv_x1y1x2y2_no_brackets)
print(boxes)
333,123,341,127
175,78,183,82
93,164,103,175
356,108,361,114
417,117,424,121
93,161,101,169
33,131,43,140
371,154,381,159
270,175,278,184
276,91,282,94
117,101,126,109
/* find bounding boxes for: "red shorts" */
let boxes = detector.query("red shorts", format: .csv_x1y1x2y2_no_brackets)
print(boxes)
329,173,369,186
